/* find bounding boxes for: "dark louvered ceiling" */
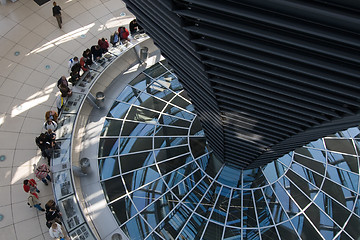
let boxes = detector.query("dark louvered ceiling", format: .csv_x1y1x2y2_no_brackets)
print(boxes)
123,0,360,169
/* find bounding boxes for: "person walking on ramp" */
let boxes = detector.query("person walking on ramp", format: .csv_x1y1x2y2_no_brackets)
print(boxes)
52,2,62,29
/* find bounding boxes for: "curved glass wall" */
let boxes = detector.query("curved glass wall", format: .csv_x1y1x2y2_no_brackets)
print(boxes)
98,61,360,239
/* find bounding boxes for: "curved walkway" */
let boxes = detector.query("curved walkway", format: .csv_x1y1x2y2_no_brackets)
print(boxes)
0,0,133,239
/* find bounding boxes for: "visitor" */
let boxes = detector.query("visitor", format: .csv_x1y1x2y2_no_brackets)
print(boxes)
23,179,40,199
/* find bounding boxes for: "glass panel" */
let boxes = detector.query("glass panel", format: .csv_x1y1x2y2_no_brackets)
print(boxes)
263,160,287,184
171,170,202,201
122,215,152,240
154,137,188,149
324,195,351,227
277,221,298,240
164,161,197,188
123,166,160,193
205,154,223,179
285,169,312,209
135,92,167,112
130,180,168,214
289,162,321,187
141,201,163,228
327,165,359,193
170,95,191,109
299,215,323,240
210,187,231,224
305,204,339,239
98,138,119,157
325,139,356,155
119,137,152,154
346,127,360,138
190,116,205,136
158,114,191,128
101,176,126,202
101,119,123,136
120,151,155,174
217,165,242,188
182,175,210,211
163,104,195,121
253,189,273,227
156,204,191,239
343,214,360,239
157,72,182,92
178,214,207,240
243,168,266,188
126,106,159,123
293,153,326,175
116,86,141,103
260,227,279,240
265,184,297,223
146,81,175,101
277,152,293,167
98,157,120,180
327,151,359,174
243,228,260,240
121,122,155,136
190,137,208,158
129,73,152,90
304,138,325,149
155,125,188,136
295,147,326,163
144,64,168,78
109,196,133,225
227,190,241,227
224,227,241,240
202,221,224,239
195,182,218,217
107,102,131,119
154,146,190,163
242,190,257,228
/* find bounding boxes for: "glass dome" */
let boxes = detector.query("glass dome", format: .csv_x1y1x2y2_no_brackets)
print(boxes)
98,61,360,240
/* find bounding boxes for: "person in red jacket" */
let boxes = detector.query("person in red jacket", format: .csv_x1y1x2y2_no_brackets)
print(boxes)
23,179,40,199
118,26,129,42
80,56,89,72
98,38,109,53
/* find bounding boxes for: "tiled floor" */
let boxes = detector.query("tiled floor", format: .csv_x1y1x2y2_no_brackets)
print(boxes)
0,0,134,239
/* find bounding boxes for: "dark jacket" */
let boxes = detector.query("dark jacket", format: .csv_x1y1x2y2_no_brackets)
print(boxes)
52,6,61,16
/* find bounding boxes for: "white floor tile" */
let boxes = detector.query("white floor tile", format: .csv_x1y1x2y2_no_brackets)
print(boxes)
0,79,22,97
0,37,16,58
0,224,16,240
7,4,34,23
21,117,44,134
0,17,17,37
15,133,38,150
12,200,38,223
0,114,25,133
0,132,18,150
0,95,14,114
14,217,43,240
13,149,39,167
0,167,12,187
19,12,45,31
0,186,11,207
4,24,30,44
18,31,44,50
8,64,33,83
0,58,17,78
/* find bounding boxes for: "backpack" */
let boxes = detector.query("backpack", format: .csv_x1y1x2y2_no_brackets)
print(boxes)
27,195,34,207
110,33,115,45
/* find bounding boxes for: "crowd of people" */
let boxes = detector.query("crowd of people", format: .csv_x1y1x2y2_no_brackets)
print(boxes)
22,19,143,240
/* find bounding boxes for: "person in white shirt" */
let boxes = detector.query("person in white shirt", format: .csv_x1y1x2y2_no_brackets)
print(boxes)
68,56,79,73
43,119,58,131
49,222,64,239
55,93,66,114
